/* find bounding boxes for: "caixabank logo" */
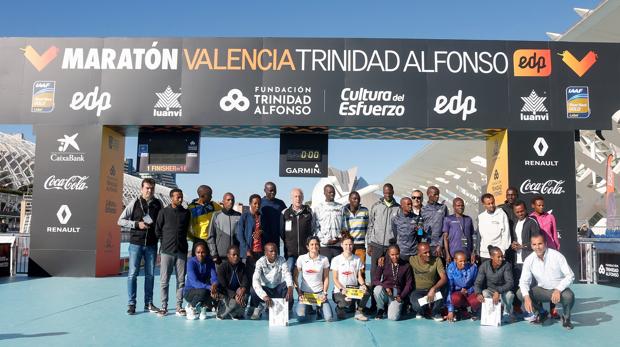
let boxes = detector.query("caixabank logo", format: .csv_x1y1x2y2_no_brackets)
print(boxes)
513,49,551,77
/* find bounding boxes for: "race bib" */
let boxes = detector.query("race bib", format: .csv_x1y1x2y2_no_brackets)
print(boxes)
285,220,292,232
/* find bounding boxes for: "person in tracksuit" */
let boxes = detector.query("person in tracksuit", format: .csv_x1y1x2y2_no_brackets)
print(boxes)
207,192,241,265
366,183,400,312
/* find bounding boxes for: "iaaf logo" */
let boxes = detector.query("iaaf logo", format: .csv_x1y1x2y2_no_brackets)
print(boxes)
433,90,477,121
44,175,89,191
566,86,590,119
154,86,182,117
520,90,549,121
70,86,111,117
51,133,85,162
31,81,56,113
519,179,565,195
339,88,405,117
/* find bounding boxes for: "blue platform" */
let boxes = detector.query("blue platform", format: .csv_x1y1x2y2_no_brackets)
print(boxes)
1,276,619,347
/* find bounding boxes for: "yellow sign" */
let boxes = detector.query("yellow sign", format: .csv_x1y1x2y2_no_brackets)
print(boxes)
300,293,325,305
486,131,509,203
345,288,365,300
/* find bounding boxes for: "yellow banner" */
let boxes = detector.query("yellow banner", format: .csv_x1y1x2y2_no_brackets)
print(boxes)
486,131,509,203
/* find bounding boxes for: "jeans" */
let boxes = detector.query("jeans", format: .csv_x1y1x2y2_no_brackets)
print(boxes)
297,293,334,322
127,243,157,306
373,285,403,321
286,256,298,275
218,294,250,318
517,286,575,320
482,289,515,315
160,252,187,309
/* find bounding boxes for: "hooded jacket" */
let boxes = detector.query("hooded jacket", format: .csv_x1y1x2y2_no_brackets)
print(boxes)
367,198,400,247
207,208,241,258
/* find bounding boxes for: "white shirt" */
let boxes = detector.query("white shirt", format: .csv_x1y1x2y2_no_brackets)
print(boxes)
515,219,525,264
330,253,364,293
312,201,344,246
296,253,330,293
519,248,575,295
477,208,511,258
252,256,293,299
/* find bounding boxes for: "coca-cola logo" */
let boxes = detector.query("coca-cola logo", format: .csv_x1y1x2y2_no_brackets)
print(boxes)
44,175,89,191
519,179,565,195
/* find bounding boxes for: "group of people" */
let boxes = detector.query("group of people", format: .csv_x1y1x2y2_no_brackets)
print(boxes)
119,179,575,330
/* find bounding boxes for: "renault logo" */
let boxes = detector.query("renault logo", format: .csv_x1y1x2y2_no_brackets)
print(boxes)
533,137,549,157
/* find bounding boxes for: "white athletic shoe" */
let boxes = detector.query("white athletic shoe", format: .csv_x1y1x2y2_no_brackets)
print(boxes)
199,307,208,320
186,306,197,320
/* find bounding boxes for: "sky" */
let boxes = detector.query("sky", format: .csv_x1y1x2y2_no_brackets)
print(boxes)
0,0,602,204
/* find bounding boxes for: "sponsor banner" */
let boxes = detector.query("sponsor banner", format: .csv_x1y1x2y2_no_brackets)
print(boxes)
486,130,509,203
597,253,620,285
508,131,577,273
96,127,124,276
30,124,103,276
1,38,618,130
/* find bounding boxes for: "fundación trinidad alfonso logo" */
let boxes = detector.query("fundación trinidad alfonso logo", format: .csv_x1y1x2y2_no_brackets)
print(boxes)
558,50,597,77
220,89,250,112
21,45,60,72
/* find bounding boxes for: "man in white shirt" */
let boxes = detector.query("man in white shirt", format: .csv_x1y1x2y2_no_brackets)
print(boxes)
312,184,344,261
248,243,294,320
476,193,511,262
518,234,575,330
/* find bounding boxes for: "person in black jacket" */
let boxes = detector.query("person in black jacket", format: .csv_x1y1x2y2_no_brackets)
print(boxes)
117,178,163,315
216,245,250,319
281,188,314,273
508,200,541,312
155,188,191,317
474,245,515,322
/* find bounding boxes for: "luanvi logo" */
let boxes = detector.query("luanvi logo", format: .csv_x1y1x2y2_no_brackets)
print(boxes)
433,90,477,121
558,50,597,77
21,45,60,71
513,49,551,77
70,86,111,117
220,89,250,112
154,86,182,117
520,90,548,121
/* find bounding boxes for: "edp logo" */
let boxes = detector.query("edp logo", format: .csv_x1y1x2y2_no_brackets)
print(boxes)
70,86,111,117
433,90,477,121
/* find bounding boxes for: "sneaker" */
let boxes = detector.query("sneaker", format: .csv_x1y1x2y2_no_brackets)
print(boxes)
502,313,516,324
561,316,573,330
186,306,197,320
414,311,423,319
199,307,208,320
176,307,187,317
530,311,549,325
355,311,369,321
432,314,444,322
127,304,136,315
375,309,385,320
523,313,537,322
336,307,346,320
250,307,263,320
229,313,239,321
157,306,167,318
144,303,160,313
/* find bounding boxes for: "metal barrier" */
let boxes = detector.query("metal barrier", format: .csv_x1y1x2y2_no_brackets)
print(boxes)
579,241,594,283
15,233,29,274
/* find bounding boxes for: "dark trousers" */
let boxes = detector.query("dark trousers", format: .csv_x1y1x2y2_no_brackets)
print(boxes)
183,288,213,308
332,291,370,312
244,251,263,282
249,282,288,308
512,264,523,306
319,246,342,262
368,243,388,310
517,286,575,320
409,289,445,316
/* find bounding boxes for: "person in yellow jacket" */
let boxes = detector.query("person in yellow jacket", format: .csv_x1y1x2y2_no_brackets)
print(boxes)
188,185,222,244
